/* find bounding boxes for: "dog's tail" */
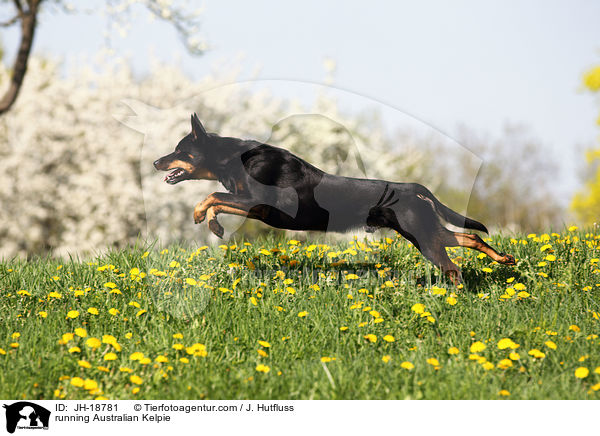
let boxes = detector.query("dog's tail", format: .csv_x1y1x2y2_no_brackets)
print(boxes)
416,185,489,234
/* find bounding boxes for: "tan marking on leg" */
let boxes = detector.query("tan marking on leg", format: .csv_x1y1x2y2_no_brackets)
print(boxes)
450,233,515,264
193,193,219,224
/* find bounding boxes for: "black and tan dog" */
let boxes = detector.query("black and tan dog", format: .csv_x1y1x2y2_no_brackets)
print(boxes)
154,114,516,283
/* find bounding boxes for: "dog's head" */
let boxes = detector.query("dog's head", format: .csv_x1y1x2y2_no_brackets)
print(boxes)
154,114,218,184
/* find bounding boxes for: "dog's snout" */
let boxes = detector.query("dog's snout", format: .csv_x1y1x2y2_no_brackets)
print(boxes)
153,159,161,169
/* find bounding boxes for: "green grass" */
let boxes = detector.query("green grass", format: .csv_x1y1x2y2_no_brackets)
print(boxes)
1,229,599,399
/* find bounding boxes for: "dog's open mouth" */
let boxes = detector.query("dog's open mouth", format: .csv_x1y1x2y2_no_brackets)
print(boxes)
164,168,188,184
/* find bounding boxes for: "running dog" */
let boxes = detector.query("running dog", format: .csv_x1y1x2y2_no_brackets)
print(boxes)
154,114,516,283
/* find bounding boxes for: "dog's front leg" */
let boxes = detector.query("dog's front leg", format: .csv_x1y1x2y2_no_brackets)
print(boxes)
205,202,268,238
205,206,225,238
193,193,228,224
193,197,213,224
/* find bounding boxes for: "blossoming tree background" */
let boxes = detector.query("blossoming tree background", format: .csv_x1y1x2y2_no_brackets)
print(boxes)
0,1,595,257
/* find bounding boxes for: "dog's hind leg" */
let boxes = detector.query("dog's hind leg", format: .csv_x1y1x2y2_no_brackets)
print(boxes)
449,233,515,265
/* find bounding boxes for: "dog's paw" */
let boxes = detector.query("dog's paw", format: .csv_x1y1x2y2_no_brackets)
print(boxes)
193,208,206,224
499,253,516,265
208,219,224,239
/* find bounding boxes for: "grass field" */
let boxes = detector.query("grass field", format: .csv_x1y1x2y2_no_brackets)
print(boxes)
1,228,599,400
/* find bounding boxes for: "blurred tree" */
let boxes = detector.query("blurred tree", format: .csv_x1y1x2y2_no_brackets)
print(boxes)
571,65,600,226
0,0,205,115
445,125,564,232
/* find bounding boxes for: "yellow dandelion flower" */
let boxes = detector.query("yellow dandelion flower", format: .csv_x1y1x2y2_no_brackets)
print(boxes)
382,355,391,363
86,337,101,349
513,283,526,291
400,361,414,370
528,349,545,359
427,358,440,366
470,341,486,353
498,389,510,396
70,377,84,387
482,362,494,371
446,297,457,305
297,311,308,318
545,340,557,350
87,307,99,315
130,375,143,385
497,359,513,369
38,311,48,318
130,352,144,361
83,379,98,391
68,346,81,353
364,334,377,343
411,303,425,314
383,335,395,343
320,357,333,363
255,364,270,373
509,352,521,360
258,340,271,348
575,367,589,379
448,347,459,355
497,338,516,350
104,353,117,361
66,310,79,319
108,308,119,316
78,360,91,368
74,328,87,338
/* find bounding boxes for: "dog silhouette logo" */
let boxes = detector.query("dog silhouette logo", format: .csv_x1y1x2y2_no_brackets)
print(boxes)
3,402,50,433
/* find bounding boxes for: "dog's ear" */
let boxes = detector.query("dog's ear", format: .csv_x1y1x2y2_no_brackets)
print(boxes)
191,113,207,140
